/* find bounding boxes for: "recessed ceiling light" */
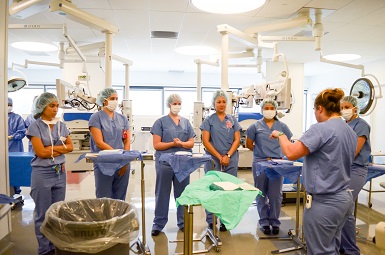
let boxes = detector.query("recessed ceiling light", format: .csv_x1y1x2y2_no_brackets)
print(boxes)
11,42,58,52
190,0,266,14
323,54,361,61
175,46,217,56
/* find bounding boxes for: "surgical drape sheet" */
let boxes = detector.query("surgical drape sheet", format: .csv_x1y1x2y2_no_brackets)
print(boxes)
367,164,385,182
176,171,262,230
256,160,302,184
159,153,212,182
75,150,142,176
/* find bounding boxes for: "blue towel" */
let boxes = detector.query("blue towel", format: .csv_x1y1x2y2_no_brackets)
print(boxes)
256,160,302,184
0,194,17,204
367,164,385,183
75,150,142,176
159,153,212,182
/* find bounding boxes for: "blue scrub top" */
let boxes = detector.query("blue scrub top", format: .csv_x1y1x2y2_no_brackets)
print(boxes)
246,119,292,159
348,117,371,167
88,110,129,153
151,115,195,159
299,118,357,195
27,118,70,167
8,112,26,152
200,113,241,155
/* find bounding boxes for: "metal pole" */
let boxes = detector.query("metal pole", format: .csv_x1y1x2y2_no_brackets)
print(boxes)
141,160,146,245
220,31,229,90
104,32,113,87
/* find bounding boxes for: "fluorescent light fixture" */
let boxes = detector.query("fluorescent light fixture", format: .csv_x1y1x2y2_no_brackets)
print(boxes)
323,54,361,61
176,46,217,56
191,0,266,14
11,41,58,52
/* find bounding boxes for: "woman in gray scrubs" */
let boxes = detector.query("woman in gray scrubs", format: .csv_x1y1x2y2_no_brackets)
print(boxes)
270,88,357,255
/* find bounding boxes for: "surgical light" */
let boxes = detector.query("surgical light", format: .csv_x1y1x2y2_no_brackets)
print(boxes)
190,0,266,14
11,41,58,52
175,46,217,56
323,54,361,62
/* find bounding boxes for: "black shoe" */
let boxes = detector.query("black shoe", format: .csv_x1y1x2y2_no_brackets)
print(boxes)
262,226,271,235
219,223,227,232
208,223,214,230
179,227,184,232
272,226,279,235
151,230,161,236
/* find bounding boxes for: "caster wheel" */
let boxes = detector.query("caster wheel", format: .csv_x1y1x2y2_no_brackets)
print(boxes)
368,203,372,208
215,248,220,252
131,170,135,174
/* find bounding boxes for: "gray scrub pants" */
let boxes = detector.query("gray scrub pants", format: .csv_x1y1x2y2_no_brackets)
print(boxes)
304,190,353,255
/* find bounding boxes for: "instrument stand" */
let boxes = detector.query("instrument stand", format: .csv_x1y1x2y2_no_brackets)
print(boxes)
130,160,151,255
170,205,222,255
259,176,306,254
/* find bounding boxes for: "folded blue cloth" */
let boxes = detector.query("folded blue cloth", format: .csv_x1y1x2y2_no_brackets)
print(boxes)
367,164,385,183
159,153,212,182
0,194,17,204
255,160,302,184
75,150,142,176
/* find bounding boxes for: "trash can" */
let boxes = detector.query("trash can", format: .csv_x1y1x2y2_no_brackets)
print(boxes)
41,198,139,254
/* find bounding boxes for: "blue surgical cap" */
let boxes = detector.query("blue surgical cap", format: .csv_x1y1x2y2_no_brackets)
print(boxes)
212,90,228,107
166,94,182,108
96,88,117,106
341,95,360,114
260,98,278,114
33,92,58,119
8,97,12,105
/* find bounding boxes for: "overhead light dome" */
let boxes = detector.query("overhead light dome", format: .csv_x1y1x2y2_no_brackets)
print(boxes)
190,0,266,14
323,54,361,61
11,42,58,52
175,46,217,56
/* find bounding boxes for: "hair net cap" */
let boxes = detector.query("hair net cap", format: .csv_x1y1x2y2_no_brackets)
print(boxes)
260,98,278,114
341,96,358,107
8,97,13,105
33,92,58,119
96,88,118,106
212,90,228,107
166,94,182,108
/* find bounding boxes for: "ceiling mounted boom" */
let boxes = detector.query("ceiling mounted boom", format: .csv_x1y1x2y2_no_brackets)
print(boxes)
49,0,119,34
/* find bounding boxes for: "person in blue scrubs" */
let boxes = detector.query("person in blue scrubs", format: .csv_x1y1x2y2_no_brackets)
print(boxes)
200,90,241,231
27,92,73,255
270,88,357,255
89,88,131,200
340,95,371,255
8,97,27,194
246,99,292,235
150,94,195,236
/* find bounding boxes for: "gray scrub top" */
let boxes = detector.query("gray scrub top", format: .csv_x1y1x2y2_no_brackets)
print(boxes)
151,115,195,159
299,118,357,195
246,119,292,159
200,113,241,155
89,110,129,153
348,117,371,167
27,118,70,167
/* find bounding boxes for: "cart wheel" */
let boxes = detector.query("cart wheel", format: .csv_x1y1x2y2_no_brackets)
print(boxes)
288,231,292,236
368,203,372,208
131,169,135,174
215,248,220,252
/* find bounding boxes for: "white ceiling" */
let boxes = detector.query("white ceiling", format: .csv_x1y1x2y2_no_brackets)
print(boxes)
7,0,385,77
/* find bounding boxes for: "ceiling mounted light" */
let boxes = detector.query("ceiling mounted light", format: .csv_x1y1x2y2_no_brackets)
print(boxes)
323,54,361,62
11,42,58,52
190,0,266,14
176,46,217,56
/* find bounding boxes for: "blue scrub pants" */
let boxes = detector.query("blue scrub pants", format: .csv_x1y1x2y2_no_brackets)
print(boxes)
152,160,190,231
30,166,66,255
252,161,283,227
94,164,130,200
340,165,367,255
204,152,239,224
304,190,353,255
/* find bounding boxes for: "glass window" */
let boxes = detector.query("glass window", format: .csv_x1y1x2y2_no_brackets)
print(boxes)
130,89,163,115
9,85,45,115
